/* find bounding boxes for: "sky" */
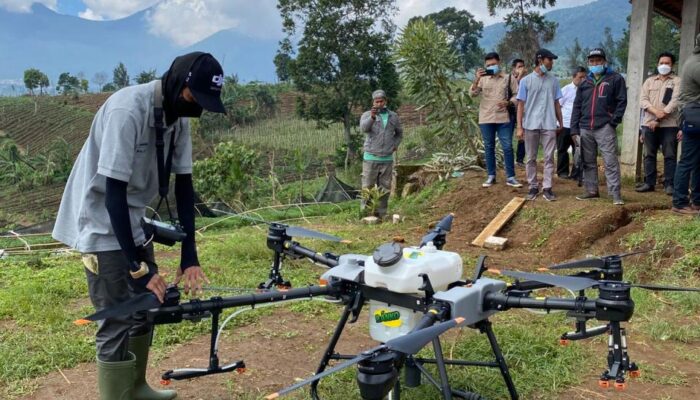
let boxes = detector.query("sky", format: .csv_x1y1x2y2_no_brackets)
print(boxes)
0,0,597,47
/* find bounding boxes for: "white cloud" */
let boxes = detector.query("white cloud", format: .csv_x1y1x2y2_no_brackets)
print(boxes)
146,0,282,47
78,8,104,21
0,0,57,13
79,0,160,20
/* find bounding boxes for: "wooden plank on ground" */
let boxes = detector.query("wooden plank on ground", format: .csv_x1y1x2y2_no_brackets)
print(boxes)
471,197,526,247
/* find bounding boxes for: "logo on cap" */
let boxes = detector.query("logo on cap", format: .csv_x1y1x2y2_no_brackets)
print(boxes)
212,74,224,87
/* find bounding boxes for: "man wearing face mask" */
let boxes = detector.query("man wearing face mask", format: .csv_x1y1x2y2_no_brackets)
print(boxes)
636,52,681,195
53,52,226,400
516,49,564,201
471,52,522,188
571,48,628,205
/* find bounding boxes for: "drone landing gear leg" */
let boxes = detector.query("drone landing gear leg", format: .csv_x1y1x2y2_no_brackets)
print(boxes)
477,320,518,400
599,322,638,390
310,295,361,399
431,337,454,400
259,251,291,290
161,308,245,382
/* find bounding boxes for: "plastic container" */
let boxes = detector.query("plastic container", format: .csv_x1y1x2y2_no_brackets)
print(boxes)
365,242,463,342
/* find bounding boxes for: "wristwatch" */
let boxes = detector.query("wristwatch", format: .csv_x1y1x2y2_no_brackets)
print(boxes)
129,261,150,279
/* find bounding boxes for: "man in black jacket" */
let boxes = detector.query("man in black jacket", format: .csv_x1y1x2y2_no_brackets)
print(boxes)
570,48,628,205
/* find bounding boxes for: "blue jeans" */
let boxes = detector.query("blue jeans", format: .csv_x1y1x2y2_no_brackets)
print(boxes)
480,122,515,178
672,131,700,208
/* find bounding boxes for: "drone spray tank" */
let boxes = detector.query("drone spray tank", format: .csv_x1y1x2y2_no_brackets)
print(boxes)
364,241,463,343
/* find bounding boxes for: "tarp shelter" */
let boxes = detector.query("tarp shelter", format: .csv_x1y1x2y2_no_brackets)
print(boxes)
315,175,359,203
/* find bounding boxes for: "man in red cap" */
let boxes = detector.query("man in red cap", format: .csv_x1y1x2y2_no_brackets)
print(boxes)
53,52,227,400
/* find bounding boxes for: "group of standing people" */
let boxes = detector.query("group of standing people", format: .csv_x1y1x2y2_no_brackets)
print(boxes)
470,40,700,215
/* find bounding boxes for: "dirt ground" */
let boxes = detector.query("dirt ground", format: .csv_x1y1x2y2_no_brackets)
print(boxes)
19,170,699,400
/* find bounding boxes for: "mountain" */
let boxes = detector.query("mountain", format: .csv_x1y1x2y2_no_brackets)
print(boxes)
0,4,279,95
479,0,631,61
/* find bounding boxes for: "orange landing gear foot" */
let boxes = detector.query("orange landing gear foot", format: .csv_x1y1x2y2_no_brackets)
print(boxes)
559,339,570,346
160,379,171,386
614,381,626,391
598,379,610,389
629,369,641,378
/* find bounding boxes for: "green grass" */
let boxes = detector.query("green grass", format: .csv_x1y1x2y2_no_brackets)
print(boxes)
1,181,699,399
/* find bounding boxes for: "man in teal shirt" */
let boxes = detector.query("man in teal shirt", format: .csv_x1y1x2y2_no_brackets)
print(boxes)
359,89,403,219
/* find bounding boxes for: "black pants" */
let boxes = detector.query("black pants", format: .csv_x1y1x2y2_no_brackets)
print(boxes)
84,244,156,361
556,128,576,177
673,130,700,208
643,127,678,187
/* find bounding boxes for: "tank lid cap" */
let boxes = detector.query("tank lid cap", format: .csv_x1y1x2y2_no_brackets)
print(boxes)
373,242,403,267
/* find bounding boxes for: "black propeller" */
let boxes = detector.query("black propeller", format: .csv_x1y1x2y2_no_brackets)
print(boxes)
265,317,465,399
213,210,348,243
77,292,161,323
500,270,600,292
420,213,454,247
500,270,700,294
548,249,652,271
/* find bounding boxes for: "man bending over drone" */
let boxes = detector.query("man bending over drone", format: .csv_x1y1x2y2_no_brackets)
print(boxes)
53,52,226,400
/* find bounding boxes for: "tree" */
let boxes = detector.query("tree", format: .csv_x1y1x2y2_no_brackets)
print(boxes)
23,68,48,96
102,83,117,92
616,14,681,73
409,7,484,72
487,0,558,66
564,38,587,72
135,69,158,84
113,62,130,88
92,72,108,89
80,79,89,93
273,52,292,82
395,19,481,155
277,0,401,166
57,72,81,95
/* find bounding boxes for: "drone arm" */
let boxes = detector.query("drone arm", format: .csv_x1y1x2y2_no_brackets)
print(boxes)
286,242,339,267
484,292,598,314
148,284,337,324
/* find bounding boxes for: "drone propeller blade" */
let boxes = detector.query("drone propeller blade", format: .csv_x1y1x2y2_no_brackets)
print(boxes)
619,248,654,258
500,270,599,292
266,353,374,399
631,283,700,292
79,293,161,322
420,213,454,247
285,226,345,242
548,257,605,271
385,317,465,355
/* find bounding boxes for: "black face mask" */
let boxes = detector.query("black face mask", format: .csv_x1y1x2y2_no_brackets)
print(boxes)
173,96,203,118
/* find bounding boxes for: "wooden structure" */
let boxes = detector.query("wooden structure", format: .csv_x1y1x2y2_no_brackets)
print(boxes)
471,197,525,248
621,0,698,178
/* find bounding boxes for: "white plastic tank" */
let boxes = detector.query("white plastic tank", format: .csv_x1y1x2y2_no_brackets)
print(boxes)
364,242,463,342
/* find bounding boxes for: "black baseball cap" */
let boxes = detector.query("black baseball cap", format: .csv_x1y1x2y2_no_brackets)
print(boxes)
535,48,558,60
185,53,226,114
587,48,607,60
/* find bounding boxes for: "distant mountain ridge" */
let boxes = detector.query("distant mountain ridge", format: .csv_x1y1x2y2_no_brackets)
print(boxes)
479,0,631,61
0,4,279,94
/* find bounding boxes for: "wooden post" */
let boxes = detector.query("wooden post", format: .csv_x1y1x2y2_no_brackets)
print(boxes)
620,0,653,179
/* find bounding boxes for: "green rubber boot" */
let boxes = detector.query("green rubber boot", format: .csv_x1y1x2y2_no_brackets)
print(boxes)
97,352,135,400
128,334,177,400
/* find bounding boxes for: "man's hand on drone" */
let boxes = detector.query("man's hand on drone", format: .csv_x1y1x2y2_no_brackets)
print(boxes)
174,266,210,296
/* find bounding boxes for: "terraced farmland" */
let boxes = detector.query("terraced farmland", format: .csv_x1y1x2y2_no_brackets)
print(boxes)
0,96,95,157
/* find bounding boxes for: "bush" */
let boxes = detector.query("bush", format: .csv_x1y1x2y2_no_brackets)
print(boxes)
193,142,261,208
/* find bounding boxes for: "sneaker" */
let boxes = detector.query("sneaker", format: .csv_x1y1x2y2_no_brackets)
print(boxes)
526,187,538,201
506,177,523,188
672,206,698,215
612,194,625,205
516,162,526,169
542,188,557,201
482,175,496,188
576,192,600,200
665,186,674,196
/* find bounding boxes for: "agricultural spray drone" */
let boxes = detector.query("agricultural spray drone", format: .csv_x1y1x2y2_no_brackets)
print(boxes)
79,214,700,399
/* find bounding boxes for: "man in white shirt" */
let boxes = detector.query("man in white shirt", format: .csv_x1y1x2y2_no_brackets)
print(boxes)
557,67,587,179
